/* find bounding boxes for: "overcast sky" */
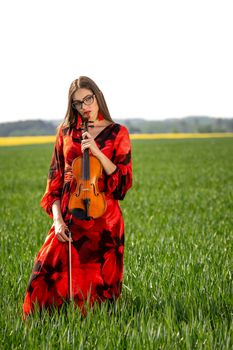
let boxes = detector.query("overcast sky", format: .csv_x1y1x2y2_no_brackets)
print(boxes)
0,0,233,123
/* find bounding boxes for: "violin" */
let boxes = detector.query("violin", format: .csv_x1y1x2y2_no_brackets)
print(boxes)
68,115,106,220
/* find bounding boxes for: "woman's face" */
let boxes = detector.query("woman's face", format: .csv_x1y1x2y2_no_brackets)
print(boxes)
72,88,99,121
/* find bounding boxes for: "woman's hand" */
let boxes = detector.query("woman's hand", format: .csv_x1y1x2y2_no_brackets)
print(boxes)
81,131,117,175
81,131,101,157
54,218,72,243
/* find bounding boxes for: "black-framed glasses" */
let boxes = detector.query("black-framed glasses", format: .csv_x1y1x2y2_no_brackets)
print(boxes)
71,94,95,110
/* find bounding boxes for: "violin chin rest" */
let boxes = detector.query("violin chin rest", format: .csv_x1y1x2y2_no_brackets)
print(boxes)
71,208,93,221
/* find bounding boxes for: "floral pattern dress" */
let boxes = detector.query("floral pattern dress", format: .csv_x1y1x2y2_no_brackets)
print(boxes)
23,118,132,316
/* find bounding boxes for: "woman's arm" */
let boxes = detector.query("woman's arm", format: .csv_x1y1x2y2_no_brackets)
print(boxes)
81,131,117,175
40,125,65,217
52,201,72,243
81,127,132,200
95,151,117,175
52,199,63,221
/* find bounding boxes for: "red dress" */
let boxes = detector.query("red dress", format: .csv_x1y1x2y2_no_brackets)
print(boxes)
23,118,132,316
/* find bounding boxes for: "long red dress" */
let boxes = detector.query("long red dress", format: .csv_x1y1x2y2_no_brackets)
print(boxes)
23,117,132,316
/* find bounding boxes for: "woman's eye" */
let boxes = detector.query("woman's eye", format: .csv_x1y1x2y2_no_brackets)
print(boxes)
85,96,92,102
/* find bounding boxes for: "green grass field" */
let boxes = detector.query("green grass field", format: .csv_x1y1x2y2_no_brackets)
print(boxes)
0,138,232,349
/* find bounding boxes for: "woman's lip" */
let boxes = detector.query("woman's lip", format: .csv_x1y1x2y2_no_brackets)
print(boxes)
83,111,92,118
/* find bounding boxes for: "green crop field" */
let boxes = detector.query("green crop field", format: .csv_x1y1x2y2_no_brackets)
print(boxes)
0,138,232,349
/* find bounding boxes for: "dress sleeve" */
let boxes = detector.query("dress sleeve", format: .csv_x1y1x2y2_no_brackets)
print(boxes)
105,125,132,200
40,126,65,218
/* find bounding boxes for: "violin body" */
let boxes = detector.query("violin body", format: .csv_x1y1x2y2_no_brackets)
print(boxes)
68,117,106,220
69,155,106,220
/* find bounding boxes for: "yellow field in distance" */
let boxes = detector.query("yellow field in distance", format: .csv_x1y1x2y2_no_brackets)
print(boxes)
0,133,233,147
0,135,56,147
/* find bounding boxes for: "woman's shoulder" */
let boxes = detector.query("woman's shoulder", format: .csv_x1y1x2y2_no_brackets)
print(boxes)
56,122,72,137
110,122,130,136
109,123,131,150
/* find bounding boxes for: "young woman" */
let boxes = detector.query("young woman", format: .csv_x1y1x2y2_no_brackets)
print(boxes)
23,76,132,317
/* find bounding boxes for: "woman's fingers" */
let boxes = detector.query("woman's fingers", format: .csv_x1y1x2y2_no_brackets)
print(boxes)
82,131,92,139
82,138,92,147
55,222,72,243
56,234,66,242
82,142,91,148
81,142,91,154
82,138,91,144
81,135,92,153
81,143,91,150
59,231,70,242
56,231,72,242
81,131,101,157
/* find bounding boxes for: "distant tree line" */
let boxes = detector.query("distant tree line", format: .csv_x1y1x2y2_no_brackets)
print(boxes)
0,117,233,136
122,117,233,134
0,120,56,136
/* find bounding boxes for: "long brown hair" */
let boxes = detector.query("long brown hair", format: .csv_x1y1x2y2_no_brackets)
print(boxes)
61,76,113,129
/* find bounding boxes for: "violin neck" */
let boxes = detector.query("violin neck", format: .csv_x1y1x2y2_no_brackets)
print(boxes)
82,119,91,180
82,149,90,180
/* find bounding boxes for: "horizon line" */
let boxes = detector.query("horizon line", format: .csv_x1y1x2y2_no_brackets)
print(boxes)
0,115,233,124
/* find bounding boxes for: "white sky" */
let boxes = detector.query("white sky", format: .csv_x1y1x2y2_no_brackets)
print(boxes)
0,0,233,123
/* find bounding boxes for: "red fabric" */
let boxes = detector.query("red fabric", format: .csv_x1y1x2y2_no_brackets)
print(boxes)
98,112,104,121
23,120,132,316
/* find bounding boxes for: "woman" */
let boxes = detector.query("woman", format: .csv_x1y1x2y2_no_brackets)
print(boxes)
23,76,132,317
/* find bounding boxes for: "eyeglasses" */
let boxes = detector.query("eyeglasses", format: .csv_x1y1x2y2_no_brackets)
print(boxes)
71,94,95,110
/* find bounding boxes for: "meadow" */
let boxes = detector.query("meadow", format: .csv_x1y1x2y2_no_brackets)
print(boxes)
0,137,232,349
